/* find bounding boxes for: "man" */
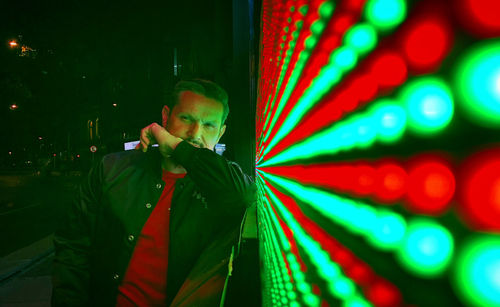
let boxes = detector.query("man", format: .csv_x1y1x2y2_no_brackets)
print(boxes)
52,79,256,306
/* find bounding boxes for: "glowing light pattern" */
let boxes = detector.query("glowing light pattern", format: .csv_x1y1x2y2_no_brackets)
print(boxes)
400,77,454,136
364,0,406,31
453,235,500,307
397,218,454,277
260,0,405,163
455,40,500,128
261,171,409,252
263,184,371,305
256,0,500,305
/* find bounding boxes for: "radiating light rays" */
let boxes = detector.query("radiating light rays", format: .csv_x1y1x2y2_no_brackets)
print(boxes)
256,0,500,306
261,176,404,306
260,1,335,155
263,185,372,305
259,170,457,278
257,2,457,165
259,0,406,162
259,76,454,167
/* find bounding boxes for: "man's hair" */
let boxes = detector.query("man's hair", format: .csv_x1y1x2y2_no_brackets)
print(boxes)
170,79,229,124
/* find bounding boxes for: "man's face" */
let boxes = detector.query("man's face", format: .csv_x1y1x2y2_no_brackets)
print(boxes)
162,90,226,151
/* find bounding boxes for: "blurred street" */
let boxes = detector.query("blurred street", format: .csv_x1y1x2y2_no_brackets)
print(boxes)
0,173,80,306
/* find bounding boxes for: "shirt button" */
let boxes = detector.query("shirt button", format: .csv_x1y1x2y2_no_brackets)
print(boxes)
113,274,120,280
145,203,152,209
128,235,135,242
156,183,162,189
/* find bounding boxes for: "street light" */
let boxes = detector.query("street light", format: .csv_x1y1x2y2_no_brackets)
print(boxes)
9,104,18,110
9,40,18,47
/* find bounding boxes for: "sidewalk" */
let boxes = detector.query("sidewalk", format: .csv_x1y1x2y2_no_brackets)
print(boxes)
0,235,54,307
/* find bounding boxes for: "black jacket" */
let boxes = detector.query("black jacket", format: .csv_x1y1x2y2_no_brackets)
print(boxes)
52,141,256,306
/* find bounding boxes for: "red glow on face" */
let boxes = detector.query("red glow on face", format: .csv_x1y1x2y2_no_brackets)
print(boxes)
459,148,500,231
374,163,407,203
406,159,455,215
365,278,403,307
369,52,407,88
457,0,500,37
401,18,453,73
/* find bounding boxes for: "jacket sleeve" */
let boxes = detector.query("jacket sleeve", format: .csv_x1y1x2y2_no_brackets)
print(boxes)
171,141,256,209
52,161,102,306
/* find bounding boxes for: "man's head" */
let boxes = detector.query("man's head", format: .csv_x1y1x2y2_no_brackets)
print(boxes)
162,79,228,150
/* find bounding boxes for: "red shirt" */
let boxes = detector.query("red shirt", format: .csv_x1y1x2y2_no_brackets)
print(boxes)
116,170,186,306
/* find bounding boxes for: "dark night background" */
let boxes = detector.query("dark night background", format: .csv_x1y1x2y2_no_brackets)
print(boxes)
0,2,260,296
1,0,257,175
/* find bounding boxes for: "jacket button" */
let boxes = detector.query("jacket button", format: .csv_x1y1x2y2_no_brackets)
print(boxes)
128,235,135,242
156,183,162,189
113,274,120,280
145,203,152,209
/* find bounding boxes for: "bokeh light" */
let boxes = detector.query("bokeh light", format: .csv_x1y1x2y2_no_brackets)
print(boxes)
400,77,454,136
459,148,500,231
364,0,406,32
397,218,454,277
401,17,453,72
455,40,500,128
453,235,500,307
406,158,456,215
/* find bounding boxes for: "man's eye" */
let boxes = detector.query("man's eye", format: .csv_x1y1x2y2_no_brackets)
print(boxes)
204,123,215,129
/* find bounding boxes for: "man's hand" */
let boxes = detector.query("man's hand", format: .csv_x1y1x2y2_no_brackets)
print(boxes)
135,123,183,158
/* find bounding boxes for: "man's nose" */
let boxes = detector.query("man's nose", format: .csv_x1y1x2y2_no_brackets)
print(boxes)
188,121,202,139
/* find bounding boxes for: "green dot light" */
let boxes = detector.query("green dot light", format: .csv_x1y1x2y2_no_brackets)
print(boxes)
397,218,454,278
453,235,500,307
370,100,407,143
331,46,358,71
344,23,378,54
400,77,454,136
365,0,407,31
369,210,407,251
455,40,500,128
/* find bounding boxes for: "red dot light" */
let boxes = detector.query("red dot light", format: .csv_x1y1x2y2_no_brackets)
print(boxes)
457,0,500,37
374,163,408,203
401,17,453,73
369,51,407,88
406,159,455,215
459,148,500,231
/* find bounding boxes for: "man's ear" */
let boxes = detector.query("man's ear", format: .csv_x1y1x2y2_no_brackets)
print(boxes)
217,124,226,143
161,106,170,128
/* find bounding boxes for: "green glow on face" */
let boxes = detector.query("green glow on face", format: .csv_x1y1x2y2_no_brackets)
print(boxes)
400,77,454,136
370,100,407,143
455,40,500,128
364,0,407,31
331,46,358,71
344,23,378,54
397,218,454,278
453,235,500,307
369,210,407,251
